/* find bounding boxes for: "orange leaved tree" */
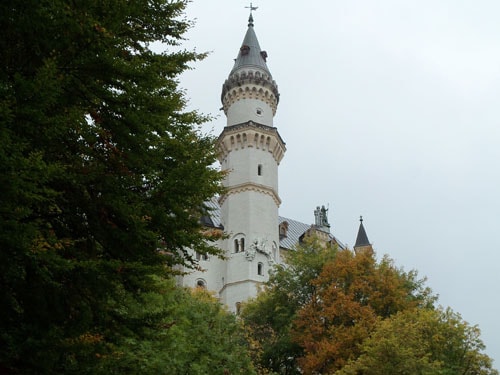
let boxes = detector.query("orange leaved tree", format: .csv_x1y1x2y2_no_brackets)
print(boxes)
292,247,435,374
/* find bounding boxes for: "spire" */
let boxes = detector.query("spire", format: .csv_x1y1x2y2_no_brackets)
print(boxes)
230,14,271,77
221,11,280,116
354,216,371,252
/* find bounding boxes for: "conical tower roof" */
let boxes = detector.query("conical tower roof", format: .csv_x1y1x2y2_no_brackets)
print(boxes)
221,14,279,115
230,14,272,77
354,216,371,248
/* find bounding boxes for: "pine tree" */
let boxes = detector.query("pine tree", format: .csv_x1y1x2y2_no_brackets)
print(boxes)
0,1,224,372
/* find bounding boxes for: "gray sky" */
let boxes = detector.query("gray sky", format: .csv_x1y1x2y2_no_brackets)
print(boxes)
178,0,500,365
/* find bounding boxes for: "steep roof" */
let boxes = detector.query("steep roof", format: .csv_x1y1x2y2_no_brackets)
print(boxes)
201,197,345,250
202,197,223,229
354,217,370,248
230,15,272,76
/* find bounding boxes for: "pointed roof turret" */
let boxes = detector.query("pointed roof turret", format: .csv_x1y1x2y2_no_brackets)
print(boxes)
230,14,272,77
221,13,280,116
354,216,372,253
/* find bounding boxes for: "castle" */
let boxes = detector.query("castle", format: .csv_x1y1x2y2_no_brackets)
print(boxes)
178,13,371,312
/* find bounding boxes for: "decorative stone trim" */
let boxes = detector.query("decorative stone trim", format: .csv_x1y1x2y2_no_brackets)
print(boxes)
218,182,281,206
219,279,262,295
221,69,280,115
217,121,286,164
245,238,276,265
222,85,278,115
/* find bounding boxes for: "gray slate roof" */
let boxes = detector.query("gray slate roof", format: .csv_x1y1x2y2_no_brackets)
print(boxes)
202,197,345,250
354,220,370,248
230,15,272,77
202,197,223,229
279,216,346,250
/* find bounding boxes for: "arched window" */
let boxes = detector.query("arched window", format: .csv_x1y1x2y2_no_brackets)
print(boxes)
196,279,206,289
234,236,245,253
257,262,264,276
257,164,262,176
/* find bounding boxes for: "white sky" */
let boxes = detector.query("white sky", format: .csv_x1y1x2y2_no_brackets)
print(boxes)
177,0,500,365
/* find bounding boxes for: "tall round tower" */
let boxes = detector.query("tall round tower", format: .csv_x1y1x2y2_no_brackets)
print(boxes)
217,14,286,311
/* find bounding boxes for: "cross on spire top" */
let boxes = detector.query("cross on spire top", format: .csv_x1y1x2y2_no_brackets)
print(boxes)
245,2,258,26
245,2,258,14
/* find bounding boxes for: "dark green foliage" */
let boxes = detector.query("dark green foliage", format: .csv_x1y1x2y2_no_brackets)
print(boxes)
0,0,226,372
94,278,256,375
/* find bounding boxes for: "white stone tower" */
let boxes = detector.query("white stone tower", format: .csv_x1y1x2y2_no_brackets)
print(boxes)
217,13,286,311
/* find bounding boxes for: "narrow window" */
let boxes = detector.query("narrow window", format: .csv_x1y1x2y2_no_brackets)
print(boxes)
257,262,264,276
234,239,239,253
258,164,262,176
196,252,208,261
240,238,245,252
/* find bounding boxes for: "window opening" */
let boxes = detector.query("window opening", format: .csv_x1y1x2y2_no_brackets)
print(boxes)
258,164,262,176
196,279,206,289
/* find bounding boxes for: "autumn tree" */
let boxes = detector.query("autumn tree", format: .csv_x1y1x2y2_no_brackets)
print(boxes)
291,246,435,374
241,237,339,374
336,307,498,375
0,0,225,372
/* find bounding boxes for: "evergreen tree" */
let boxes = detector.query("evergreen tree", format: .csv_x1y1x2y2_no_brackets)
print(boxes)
0,0,224,372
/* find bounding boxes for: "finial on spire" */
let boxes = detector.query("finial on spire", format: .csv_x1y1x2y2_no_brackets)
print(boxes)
360,215,363,223
245,2,258,26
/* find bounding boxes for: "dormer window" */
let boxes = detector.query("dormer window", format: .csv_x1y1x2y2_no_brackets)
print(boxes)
279,221,289,239
260,51,268,61
240,45,250,55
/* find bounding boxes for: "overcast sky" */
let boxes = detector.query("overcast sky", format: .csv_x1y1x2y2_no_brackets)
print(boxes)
176,0,500,365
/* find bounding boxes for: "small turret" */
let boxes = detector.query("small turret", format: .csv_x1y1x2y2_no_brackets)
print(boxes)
221,14,280,123
354,216,373,254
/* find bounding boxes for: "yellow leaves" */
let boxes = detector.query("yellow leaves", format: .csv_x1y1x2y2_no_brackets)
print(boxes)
31,232,72,253
63,332,104,347
93,23,111,38
76,332,104,345
293,248,427,374
201,227,223,241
